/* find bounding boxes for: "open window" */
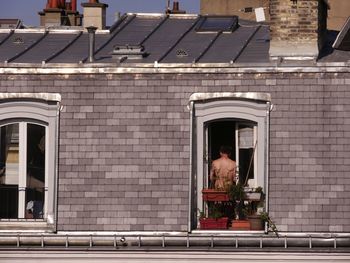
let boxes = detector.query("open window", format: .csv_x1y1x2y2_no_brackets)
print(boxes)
0,93,60,231
206,120,258,187
189,93,271,231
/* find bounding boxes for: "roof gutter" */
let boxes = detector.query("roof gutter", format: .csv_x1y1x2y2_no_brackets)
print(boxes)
0,232,349,249
0,63,349,75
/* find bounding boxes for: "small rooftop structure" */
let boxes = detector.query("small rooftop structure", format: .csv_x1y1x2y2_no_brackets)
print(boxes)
0,19,23,29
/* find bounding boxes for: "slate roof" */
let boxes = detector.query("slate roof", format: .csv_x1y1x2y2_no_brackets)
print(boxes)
0,13,348,66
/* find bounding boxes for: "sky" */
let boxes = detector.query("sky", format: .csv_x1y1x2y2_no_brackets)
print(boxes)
0,0,200,27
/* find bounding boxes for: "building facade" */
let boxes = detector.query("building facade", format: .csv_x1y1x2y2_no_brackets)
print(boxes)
0,0,350,258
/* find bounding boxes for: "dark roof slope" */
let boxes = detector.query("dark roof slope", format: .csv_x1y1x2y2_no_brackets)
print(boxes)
0,13,348,66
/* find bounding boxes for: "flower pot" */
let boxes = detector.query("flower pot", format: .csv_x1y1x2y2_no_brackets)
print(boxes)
247,215,264,230
231,220,251,230
245,192,261,201
200,217,228,230
202,189,229,202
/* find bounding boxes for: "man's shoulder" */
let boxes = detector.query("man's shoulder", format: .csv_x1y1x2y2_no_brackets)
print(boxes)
229,159,236,165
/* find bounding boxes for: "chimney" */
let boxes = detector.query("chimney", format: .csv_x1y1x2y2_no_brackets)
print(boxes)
39,0,82,27
81,0,108,30
166,1,186,14
200,0,269,21
269,0,329,61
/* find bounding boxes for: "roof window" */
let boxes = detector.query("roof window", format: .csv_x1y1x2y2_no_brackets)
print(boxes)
333,17,350,51
111,45,148,61
196,16,239,33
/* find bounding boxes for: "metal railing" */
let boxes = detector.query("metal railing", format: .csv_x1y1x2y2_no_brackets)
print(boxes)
0,233,350,251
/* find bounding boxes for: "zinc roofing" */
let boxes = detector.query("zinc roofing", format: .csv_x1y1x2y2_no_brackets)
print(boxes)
0,13,348,66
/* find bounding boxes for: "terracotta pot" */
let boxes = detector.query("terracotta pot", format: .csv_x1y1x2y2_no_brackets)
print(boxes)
247,215,264,230
200,217,228,230
202,188,229,202
231,220,251,230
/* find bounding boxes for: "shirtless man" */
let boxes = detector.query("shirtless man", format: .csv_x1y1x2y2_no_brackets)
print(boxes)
210,145,236,191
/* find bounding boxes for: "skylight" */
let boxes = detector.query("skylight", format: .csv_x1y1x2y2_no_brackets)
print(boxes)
333,17,350,51
196,16,239,33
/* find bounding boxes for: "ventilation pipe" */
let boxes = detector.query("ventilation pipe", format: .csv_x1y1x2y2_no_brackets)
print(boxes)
87,26,97,63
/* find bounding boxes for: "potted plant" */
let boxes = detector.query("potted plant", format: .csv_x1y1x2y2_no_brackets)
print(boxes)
260,212,279,237
202,188,229,202
228,183,251,230
244,186,263,201
246,187,265,230
199,205,229,230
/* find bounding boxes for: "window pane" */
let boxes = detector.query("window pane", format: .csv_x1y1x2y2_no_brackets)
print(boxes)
0,123,19,219
26,124,45,219
238,125,255,185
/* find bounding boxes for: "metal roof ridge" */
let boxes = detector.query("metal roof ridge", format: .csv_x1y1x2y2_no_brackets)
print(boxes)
127,13,199,19
0,28,112,34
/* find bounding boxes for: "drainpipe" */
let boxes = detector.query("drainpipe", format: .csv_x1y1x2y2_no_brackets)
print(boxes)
87,26,97,63
188,100,194,232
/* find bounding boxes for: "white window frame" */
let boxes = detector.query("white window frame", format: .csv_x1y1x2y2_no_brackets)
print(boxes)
188,92,271,231
0,93,61,231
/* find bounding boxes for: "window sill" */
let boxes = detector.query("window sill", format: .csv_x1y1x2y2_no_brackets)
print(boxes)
0,220,55,232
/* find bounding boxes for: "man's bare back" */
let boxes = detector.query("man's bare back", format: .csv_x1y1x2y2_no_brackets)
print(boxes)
210,146,236,191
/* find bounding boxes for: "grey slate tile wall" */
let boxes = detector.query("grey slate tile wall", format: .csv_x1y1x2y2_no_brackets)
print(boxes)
1,72,350,232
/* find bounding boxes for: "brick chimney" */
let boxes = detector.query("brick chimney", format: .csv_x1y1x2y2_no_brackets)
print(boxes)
269,0,329,60
39,0,82,27
200,0,269,21
81,0,108,30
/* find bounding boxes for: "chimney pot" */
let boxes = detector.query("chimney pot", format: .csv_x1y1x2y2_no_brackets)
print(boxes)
51,0,59,8
173,1,179,11
71,0,77,11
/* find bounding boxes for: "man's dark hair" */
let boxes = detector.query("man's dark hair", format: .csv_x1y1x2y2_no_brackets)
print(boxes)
219,145,232,155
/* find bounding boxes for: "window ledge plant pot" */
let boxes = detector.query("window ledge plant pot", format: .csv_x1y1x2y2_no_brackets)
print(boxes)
200,217,228,230
231,220,251,230
247,215,264,230
202,188,229,202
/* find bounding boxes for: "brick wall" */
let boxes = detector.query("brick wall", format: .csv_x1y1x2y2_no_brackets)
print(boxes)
269,0,327,58
1,71,350,232
270,0,319,42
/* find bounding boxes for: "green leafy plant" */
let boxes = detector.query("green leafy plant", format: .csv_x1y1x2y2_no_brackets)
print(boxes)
198,209,205,220
208,204,224,220
260,212,279,237
228,183,245,202
228,183,246,219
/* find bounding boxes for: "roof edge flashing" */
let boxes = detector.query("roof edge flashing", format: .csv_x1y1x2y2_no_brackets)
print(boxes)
126,13,198,19
189,92,271,104
0,93,61,102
